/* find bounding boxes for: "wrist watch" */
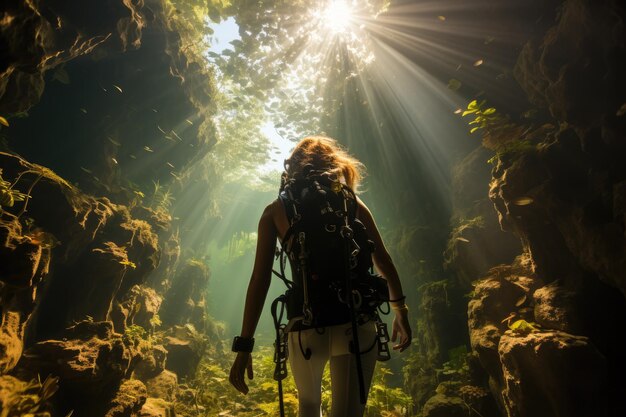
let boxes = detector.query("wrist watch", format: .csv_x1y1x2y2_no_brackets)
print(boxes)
232,336,255,353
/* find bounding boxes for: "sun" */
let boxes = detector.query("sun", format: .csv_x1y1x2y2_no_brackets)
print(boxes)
322,0,354,34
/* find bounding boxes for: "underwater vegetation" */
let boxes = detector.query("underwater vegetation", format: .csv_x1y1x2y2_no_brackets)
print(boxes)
1,0,626,416
177,344,412,417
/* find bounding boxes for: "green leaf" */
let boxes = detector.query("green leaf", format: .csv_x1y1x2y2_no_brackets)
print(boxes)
467,100,478,110
509,319,539,333
483,107,496,115
470,127,480,134
461,109,476,117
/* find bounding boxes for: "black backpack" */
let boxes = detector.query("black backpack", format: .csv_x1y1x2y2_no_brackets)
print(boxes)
270,169,391,415
275,169,388,330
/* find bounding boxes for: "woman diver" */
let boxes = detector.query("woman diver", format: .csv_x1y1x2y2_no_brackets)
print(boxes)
229,136,411,417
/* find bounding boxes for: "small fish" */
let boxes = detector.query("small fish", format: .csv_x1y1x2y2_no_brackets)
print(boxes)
107,137,121,146
484,36,495,45
171,131,183,141
143,146,154,152
456,237,470,243
454,108,462,114
112,158,118,164
157,125,167,134
473,59,484,67
0,116,9,127
152,108,158,113
185,119,193,125
447,79,462,91
166,162,175,168
80,108,88,114
455,64,462,71
113,84,123,93
617,103,626,117
80,167,92,174
129,154,137,159
437,15,446,21
170,172,181,180
164,135,175,142
513,197,534,206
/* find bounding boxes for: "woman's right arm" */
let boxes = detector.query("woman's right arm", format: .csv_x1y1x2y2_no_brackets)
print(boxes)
229,203,277,394
356,199,412,352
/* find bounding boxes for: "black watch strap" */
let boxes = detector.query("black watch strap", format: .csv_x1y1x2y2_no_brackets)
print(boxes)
232,336,255,353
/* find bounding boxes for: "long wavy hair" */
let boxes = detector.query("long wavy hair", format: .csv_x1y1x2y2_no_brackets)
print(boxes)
284,136,365,192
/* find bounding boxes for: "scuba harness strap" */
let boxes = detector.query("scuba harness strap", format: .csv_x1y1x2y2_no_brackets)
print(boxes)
270,172,390,412
271,296,288,417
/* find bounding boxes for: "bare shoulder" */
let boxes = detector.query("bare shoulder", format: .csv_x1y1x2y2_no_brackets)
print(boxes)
265,199,283,218
260,199,284,229
356,196,373,220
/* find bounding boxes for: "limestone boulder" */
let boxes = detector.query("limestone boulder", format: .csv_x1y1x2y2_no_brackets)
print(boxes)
18,321,131,396
164,334,202,379
145,370,178,402
499,330,607,417
104,379,148,417
467,256,541,407
422,393,467,417
532,282,583,333
112,285,163,333
134,345,168,381
140,398,175,417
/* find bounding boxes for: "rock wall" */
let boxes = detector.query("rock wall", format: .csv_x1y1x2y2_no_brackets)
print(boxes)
0,1,219,415
466,0,626,416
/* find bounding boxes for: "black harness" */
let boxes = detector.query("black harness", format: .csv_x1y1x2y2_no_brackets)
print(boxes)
270,169,391,415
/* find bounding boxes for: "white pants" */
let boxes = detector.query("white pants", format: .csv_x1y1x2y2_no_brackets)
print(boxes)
287,321,378,417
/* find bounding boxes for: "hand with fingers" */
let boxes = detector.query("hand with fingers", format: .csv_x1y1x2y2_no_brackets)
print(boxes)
229,352,254,394
391,307,412,352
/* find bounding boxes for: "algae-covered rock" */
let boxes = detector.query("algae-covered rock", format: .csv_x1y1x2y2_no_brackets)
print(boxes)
140,397,175,417
134,344,168,381
164,326,204,377
422,393,467,417
112,285,163,334
145,370,178,403
532,282,583,333
104,379,148,417
499,330,607,417
18,321,131,395
467,255,542,410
